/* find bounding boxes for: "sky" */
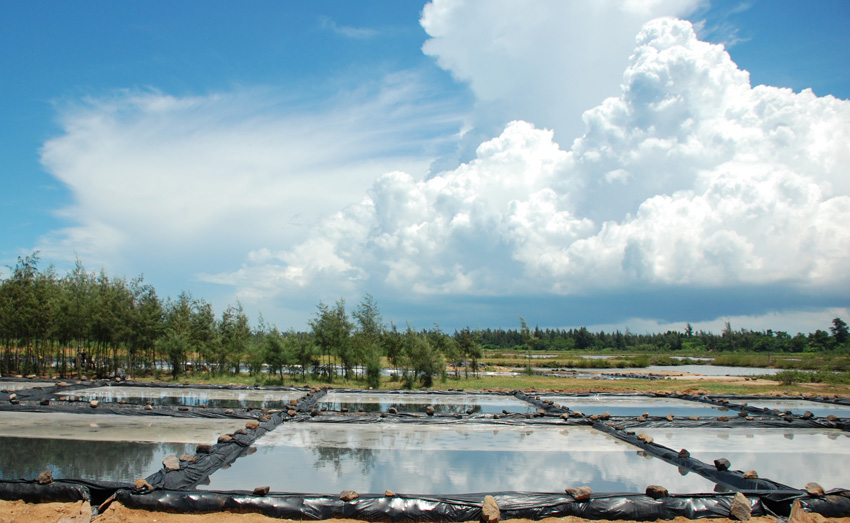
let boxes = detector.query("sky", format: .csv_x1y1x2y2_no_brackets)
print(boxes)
1,0,848,335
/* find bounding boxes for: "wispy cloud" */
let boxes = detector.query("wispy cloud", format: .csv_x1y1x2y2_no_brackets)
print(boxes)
37,73,467,276
319,16,379,39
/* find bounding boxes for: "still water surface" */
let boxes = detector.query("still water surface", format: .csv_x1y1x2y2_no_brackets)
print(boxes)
203,423,718,494
58,386,305,409
643,428,850,490
541,396,728,417
319,391,537,414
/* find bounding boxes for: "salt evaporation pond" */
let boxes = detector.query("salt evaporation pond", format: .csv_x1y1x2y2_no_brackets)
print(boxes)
319,391,537,414
0,380,52,391
0,412,246,484
58,386,306,409
542,395,729,417
643,427,850,490
736,398,850,418
202,423,718,494
643,365,781,376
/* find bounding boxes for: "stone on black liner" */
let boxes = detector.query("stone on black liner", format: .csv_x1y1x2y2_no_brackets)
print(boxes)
646,485,668,499
37,469,53,485
481,495,500,523
714,458,731,471
730,492,752,521
565,486,592,501
340,490,359,502
805,482,825,497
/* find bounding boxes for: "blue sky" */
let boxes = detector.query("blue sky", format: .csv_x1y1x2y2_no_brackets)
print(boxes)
1,0,848,334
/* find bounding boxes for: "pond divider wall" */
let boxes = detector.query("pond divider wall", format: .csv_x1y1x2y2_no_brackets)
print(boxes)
2,380,850,519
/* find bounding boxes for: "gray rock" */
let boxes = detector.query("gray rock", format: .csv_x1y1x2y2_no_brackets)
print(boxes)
37,469,53,485
426,406,435,416
162,455,181,471
714,458,731,471
134,478,153,491
801,411,814,420
637,433,653,444
805,482,825,497
340,490,359,501
565,486,592,501
646,485,668,499
481,495,500,523
730,492,751,521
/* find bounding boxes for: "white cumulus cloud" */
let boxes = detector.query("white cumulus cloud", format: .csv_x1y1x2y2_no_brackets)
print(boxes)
419,0,706,168
215,18,850,312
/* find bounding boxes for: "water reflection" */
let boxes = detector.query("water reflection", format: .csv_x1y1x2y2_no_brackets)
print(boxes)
60,386,304,409
543,396,726,417
642,428,850,490
740,399,850,419
0,436,191,483
319,392,536,414
203,424,717,494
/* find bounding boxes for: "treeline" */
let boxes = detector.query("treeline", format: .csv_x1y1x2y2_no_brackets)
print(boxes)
1,253,847,383
0,254,483,385
477,319,849,354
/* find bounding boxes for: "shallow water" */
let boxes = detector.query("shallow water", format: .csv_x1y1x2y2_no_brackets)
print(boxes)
643,365,781,376
0,436,192,483
319,391,537,414
0,380,50,391
0,412,246,484
642,427,850,490
737,398,850,418
58,386,305,409
542,395,728,417
202,423,718,494
0,411,246,443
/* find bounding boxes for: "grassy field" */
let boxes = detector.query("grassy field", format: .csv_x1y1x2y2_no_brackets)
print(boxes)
139,368,850,396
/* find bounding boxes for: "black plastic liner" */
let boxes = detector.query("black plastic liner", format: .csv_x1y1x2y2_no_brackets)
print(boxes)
3,384,850,519
0,479,90,503
800,492,850,517
113,489,768,521
591,421,795,493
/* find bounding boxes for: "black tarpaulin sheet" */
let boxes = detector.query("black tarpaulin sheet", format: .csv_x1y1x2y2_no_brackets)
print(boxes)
114,490,771,521
0,479,90,503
